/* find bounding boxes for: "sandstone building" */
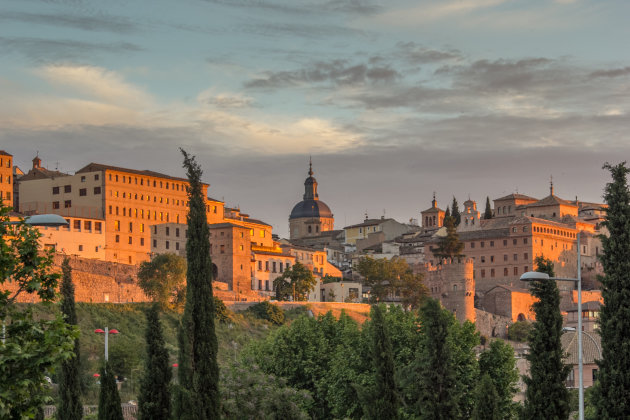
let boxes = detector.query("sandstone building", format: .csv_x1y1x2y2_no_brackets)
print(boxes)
0,151,13,208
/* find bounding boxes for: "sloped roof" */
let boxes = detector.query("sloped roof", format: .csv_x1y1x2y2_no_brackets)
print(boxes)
495,193,538,202
0,150,12,157
344,218,393,229
562,331,602,364
485,284,532,294
526,194,576,208
76,163,201,184
18,167,69,181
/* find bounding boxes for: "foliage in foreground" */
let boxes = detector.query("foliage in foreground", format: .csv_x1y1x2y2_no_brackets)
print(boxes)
247,301,286,325
137,253,187,310
0,203,77,418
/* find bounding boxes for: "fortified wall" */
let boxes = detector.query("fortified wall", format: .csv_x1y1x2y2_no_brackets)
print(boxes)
422,258,475,323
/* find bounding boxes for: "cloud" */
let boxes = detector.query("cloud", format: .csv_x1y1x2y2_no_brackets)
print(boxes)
245,59,399,89
0,11,139,33
395,42,463,64
198,90,255,108
368,0,506,26
200,0,381,16
589,66,630,79
0,36,142,62
241,22,367,39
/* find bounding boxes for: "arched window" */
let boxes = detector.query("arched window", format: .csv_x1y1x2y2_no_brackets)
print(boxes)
308,226,312,233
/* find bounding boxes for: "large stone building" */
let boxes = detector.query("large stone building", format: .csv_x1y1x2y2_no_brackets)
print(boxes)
289,160,334,240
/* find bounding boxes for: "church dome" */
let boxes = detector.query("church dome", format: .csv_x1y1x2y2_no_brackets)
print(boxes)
289,160,334,220
290,199,333,220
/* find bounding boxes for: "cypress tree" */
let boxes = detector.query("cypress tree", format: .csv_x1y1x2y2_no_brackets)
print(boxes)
445,207,451,218
451,197,461,226
138,304,172,420
98,361,123,420
57,258,82,420
484,197,493,219
362,304,398,420
471,374,500,420
414,299,461,419
522,257,570,419
593,162,630,418
174,149,220,419
432,217,465,260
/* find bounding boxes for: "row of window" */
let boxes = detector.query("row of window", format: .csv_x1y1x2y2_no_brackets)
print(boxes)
0,174,10,184
477,266,529,278
110,207,180,223
478,253,529,263
257,260,292,273
52,186,101,196
533,225,576,238
115,235,146,247
0,158,11,168
108,173,188,191
469,238,528,249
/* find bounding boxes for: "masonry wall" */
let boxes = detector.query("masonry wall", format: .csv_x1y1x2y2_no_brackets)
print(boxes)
423,258,475,323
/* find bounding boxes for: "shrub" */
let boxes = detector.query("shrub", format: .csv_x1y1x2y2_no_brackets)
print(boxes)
214,297,230,323
508,321,533,342
247,302,286,325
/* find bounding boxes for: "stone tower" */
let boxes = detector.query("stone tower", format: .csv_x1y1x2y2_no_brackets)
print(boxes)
458,199,481,232
424,258,475,323
289,159,334,239
421,193,446,230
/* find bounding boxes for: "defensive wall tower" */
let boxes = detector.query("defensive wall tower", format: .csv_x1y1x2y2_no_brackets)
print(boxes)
424,258,475,323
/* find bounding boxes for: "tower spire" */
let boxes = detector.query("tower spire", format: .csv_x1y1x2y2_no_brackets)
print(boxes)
432,191,437,208
550,175,554,196
303,158,318,200
308,156,313,176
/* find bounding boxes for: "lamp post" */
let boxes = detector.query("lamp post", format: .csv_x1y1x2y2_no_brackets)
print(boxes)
94,327,119,361
520,233,583,420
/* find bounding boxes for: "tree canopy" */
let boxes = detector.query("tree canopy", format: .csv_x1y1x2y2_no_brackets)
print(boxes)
484,197,493,220
273,261,316,301
432,217,465,261
138,253,187,310
354,256,427,305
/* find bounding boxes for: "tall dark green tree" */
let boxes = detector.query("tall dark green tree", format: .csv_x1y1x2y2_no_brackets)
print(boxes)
362,304,398,420
522,256,570,419
593,162,630,418
451,197,461,226
484,197,493,219
478,339,519,419
445,207,451,218
412,299,461,419
432,217,465,261
98,361,123,420
138,304,172,420
174,149,220,420
57,258,82,420
471,374,500,420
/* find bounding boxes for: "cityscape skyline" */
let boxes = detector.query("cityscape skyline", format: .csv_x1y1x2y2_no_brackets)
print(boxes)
3,0,629,236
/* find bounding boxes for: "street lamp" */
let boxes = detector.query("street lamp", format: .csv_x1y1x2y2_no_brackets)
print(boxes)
94,327,119,361
520,233,583,420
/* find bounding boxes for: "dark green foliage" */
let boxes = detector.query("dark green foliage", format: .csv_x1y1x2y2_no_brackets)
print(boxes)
451,320,480,418
0,203,77,418
273,261,316,301
507,321,533,342
361,305,398,420
214,296,230,323
98,361,123,420
593,162,630,418
522,271,570,419
247,301,285,325
479,339,519,419
432,217,465,260
355,256,427,305
484,196,493,219
58,258,82,420
407,299,464,419
174,150,220,420
451,197,461,226
137,304,171,420
137,253,186,310
471,374,500,420
445,207,451,218
221,363,312,419
534,255,555,277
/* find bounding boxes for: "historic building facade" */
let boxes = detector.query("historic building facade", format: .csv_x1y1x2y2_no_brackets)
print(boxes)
0,151,13,208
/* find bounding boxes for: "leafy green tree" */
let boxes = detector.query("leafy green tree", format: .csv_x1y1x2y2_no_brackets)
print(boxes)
479,339,519,419
221,363,313,420
533,255,555,277
408,299,463,419
451,320,480,418
471,374,500,420
273,261,316,301
593,162,630,418
451,197,461,226
57,258,82,420
507,321,533,342
361,305,398,420
137,253,186,310
174,150,220,420
98,361,123,420
247,301,285,325
0,204,77,418
484,197,493,219
432,217,465,260
138,304,172,420
522,257,570,419
355,256,426,304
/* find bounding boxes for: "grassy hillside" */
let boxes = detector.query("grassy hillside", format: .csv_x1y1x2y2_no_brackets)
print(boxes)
27,302,295,404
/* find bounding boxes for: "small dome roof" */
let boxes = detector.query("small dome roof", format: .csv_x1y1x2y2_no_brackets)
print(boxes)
290,199,333,220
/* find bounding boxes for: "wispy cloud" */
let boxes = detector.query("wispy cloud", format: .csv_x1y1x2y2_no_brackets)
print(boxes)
0,11,139,33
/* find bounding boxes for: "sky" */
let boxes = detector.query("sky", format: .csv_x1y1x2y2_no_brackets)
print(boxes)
2,0,630,237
